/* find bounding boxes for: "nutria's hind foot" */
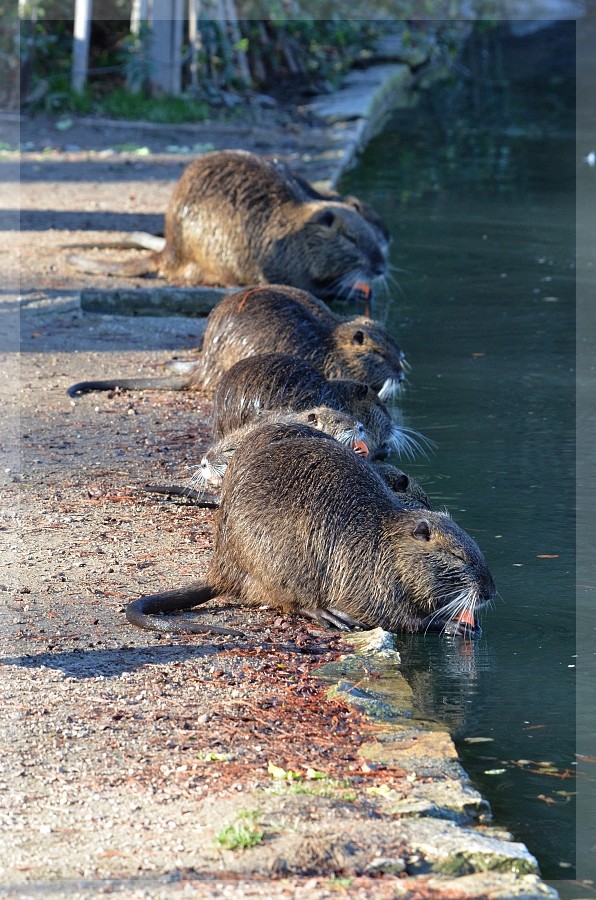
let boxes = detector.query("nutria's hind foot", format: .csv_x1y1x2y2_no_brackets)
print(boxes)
301,607,369,631
126,231,166,252
163,359,200,375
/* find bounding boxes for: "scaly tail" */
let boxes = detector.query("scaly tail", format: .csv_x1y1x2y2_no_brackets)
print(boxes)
125,580,243,635
67,375,193,396
66,252,157,277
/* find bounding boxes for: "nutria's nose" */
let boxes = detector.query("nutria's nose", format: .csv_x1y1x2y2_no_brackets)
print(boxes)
479,570,497,604
372,257,386,277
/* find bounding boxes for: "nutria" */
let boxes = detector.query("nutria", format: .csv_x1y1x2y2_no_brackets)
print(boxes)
142,459,431,511
126,423,495,637
99,162,391,262
67,286,407,400
210,352,427,460
66,149,387,306
189,406,369,493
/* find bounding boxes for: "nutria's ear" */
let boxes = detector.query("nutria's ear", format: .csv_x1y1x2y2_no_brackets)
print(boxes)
344,195,363,214
352,330,365,345
413,519,432,540
307,412,318,424
395,474,410,492
316,209,336,228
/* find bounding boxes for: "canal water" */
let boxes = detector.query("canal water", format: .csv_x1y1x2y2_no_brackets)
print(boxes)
340,22,576,883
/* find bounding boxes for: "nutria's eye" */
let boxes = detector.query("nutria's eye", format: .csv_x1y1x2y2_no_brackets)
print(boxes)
395,474,410,492
353,382,368,399
413,519,431,541
352,330,365,345
307,413,317,424
318,210,335,228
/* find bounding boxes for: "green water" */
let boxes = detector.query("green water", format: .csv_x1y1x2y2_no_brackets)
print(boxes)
340,22,577,881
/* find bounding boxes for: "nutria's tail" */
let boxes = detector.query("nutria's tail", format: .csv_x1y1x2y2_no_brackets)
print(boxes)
67,375,193,396
125,580,243,635
142,483,219,507
66,251,158,277
125,232,166,252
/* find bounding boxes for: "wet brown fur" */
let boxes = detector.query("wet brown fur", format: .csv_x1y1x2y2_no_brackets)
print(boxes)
67,286,406,398
126,424,495,636
211,352,410,459
66,150,387,301
188,286,406,394
193,406,369,492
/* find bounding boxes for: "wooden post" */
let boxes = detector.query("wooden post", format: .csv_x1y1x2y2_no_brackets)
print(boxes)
149,0,184,95
71,0,93,94
188,0,201,92
222,0,251,86
130,0,148,36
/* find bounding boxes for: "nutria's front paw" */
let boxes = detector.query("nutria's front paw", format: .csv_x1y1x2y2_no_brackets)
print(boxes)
301,607,368,631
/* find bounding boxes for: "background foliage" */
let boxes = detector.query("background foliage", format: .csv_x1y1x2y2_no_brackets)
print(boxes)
8,1,496,117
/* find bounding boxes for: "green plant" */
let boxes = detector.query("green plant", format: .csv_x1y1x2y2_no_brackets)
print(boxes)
99,88,209,123
328,875,355,889
216,811,264,851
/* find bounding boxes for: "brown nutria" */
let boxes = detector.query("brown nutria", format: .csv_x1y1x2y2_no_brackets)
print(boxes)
67,286,407,400
210,352,428,461
189,406,369,493
66,149,388,306
142,459,431,511
126,423,495,638
100,162,391,262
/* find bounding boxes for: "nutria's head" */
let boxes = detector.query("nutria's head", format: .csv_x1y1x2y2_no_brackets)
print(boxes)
375,510,496,637
189,407,370,493
285,202,387,303
190,434,240,492
326,318,407,400
330,379,430,461
295,407,369,457
342,194,391,254
371,462,432,510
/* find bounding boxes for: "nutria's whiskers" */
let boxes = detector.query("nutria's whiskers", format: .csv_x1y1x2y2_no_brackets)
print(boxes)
378,377,403,401
335,421,367,448
424,587,477,636
187,458,227,492
330,268,371,305
388,424,436,461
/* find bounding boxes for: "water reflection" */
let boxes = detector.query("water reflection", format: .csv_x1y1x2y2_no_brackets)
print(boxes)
395,633,495,739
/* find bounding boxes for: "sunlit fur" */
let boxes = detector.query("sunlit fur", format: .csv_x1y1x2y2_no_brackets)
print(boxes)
195,286,407,395
128,425,495,638
186,407,369,495
206,424,496,635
